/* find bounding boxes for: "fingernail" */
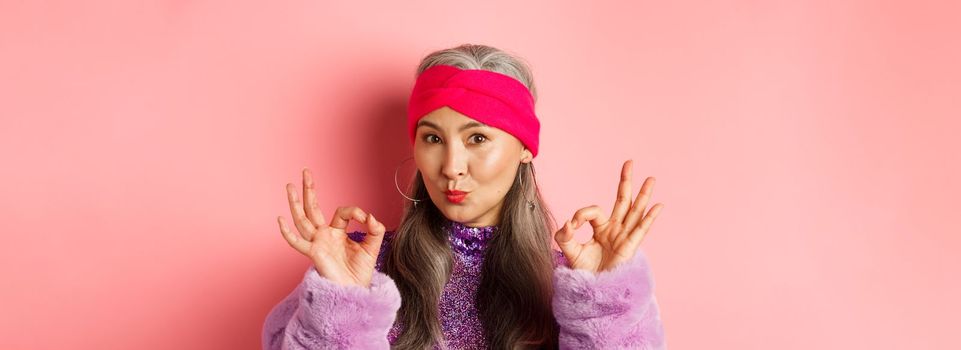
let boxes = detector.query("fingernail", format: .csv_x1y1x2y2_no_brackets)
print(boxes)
369,214,376,223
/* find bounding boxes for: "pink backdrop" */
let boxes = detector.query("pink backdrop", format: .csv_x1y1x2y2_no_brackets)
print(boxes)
2,1,958,349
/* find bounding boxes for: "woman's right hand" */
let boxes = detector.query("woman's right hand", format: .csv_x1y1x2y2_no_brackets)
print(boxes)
277,168,387,289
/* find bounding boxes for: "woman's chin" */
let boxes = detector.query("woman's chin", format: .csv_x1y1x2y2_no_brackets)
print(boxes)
437,206,472,223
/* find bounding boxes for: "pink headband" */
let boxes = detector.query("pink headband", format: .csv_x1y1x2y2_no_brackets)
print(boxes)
407,64,540,158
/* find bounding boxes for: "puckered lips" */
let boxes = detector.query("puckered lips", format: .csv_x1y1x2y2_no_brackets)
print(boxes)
444,190,468,204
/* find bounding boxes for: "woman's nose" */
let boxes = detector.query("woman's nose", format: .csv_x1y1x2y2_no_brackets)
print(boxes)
441,145,468,179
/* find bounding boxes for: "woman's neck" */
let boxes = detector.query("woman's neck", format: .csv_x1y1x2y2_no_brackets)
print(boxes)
444,218,497,255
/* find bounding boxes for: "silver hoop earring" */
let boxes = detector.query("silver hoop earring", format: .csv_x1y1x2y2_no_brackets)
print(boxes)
395,156,424,208
519,170,536,211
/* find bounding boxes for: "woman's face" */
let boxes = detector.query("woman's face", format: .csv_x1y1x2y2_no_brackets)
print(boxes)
414,106,533,227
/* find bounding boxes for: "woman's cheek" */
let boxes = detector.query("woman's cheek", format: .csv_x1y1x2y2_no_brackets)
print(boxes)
475,148,507,171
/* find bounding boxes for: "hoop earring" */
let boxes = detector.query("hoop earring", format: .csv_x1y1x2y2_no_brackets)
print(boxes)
395,156,425,208
519,165,536,211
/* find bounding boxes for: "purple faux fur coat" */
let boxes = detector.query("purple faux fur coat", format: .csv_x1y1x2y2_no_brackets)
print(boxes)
262,224,666,349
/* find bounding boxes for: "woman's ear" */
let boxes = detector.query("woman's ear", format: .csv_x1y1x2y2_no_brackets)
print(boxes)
520,148,533,163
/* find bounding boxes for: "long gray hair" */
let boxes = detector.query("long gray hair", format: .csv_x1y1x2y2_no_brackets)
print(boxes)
385,44,560,349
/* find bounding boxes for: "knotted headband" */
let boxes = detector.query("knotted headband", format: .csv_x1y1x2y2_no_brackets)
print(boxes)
407,64,540,158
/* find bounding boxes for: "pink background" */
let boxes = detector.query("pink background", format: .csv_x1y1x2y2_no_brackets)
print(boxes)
2,1,959,349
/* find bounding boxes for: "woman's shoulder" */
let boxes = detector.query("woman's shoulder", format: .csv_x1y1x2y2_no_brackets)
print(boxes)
346,228,397,242
346,229,397,272
552,249,569,269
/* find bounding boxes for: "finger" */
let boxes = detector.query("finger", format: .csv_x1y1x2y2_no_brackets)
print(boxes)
302,168,327,227
571,205,610,240
358,213,387,259
287,183,316,241
625,203,664,248
278,216,310,255
553,219,582,263
609,160,633,225
329,206,369,235
623,176,655,232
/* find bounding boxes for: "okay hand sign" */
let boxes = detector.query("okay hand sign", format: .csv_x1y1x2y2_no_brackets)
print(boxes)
276,168,387,288
554,160,664,274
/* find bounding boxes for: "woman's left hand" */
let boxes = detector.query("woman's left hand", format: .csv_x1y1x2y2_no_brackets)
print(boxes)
554,159,664,274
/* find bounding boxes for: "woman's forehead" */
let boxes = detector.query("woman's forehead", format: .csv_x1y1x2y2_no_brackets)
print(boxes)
417,107,491,131
424,106,475,122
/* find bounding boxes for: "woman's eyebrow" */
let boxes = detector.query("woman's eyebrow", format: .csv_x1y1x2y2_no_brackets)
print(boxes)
416,120,489,132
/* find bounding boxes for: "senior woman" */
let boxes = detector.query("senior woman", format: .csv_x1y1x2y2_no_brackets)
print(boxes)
263,44,666,350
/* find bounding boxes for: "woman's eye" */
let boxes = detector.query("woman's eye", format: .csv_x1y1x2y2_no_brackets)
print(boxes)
421,134,486,144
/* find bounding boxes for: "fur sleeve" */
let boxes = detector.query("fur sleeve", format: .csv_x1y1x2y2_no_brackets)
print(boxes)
552,250,667,349
261,265,401,350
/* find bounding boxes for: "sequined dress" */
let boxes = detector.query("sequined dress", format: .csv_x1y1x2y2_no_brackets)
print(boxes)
355,218,551,349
